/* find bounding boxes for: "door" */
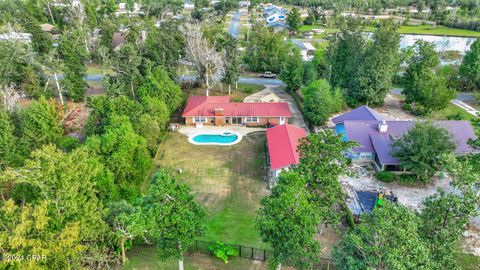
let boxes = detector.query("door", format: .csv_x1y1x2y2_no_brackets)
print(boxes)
280,117,285,125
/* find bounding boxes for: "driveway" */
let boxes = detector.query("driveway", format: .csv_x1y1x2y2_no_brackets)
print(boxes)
244,85,308,131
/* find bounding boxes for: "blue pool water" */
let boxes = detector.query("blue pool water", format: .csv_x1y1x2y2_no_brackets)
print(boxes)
192,132,239,144
335,124,348,142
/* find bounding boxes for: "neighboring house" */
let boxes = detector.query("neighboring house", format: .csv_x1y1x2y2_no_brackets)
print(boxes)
332,106,477,171
267,21,289,32
0,32,32,43
263,5,288,17
112,32,125,50
291,40,316,61
266,124,307,187
116,2,144,16
266,13,287,23
182,96,292,127
239,1,250,8
183,1,195,9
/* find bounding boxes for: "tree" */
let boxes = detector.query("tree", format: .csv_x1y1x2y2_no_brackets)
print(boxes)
182,23,225,93
140,171,206,270
403,41,456,115
419,155,480,269
302,60,317,86
220,34,240,95
106,43,142,99
459,39,480,92
302,80,344,126
391,121,456,183
136,113,161,155
280,49,303,91
286,7,302,33
256,171,321,270
0,107,16,168
348,20,400,106
244,23,289,73
327,19,366,90
84,116,152,201
296,130,356,226
59,28,88,102
0,39,34,87
333,202,434,270
138,65,183,112
0,145,113,269
17,98,64,161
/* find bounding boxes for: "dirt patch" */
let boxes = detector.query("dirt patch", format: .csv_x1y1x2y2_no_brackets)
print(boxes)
462,225,480,257
378,93,416,120
62,102,89,134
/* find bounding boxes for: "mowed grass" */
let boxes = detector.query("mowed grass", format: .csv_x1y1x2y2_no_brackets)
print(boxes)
122,247,267,270
299,24,480,37
152,132,269,248
429,103,477,121
188,83,265,102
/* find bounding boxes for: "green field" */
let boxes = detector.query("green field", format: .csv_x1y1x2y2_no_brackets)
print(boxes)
429,103,477,121
299,24,480,38
151,132,269,248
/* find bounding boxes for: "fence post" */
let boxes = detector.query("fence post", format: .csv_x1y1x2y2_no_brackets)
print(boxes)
238,245,241,257
263,249,266,261
251,247,253,259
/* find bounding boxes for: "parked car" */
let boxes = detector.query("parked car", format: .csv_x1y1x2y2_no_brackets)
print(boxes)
258,72,277,79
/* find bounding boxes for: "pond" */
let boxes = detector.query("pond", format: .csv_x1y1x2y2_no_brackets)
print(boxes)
188,131,242,146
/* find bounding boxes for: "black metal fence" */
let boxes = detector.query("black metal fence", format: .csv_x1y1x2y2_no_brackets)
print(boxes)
190,240,335,269
191,240,273,261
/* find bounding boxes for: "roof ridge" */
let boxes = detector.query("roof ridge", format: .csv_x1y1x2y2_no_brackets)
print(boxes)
283,124,299,165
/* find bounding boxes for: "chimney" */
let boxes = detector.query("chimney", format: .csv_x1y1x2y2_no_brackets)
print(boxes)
378,120,388,133
215,108,224,116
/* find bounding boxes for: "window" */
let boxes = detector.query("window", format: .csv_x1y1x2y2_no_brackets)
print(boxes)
245,117,259,123
193,117,206,123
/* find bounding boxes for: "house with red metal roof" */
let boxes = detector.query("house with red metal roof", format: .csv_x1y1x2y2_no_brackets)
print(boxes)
333,106,477,171
266,124,307,187
182,96,292,127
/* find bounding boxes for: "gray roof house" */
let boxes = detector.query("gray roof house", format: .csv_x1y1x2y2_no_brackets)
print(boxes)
332,106,477,171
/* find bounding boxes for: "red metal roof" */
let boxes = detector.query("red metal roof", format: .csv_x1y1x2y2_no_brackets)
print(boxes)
182,96,292,117
266,124,307,170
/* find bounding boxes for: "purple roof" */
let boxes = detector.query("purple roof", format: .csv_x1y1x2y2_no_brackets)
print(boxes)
332,105,390,124
343,120,477,165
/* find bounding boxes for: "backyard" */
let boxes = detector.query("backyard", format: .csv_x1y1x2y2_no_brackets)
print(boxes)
150,131,269,248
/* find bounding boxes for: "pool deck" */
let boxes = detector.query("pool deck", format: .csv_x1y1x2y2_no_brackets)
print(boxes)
178,125,265,137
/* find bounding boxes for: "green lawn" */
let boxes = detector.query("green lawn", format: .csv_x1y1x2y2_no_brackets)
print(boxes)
398,25,480,37
299,24,480,38
86,64,114,75
455,252,480,270
188,83,264,102
429,103,477,121
151,132,269,248
121,247,266,270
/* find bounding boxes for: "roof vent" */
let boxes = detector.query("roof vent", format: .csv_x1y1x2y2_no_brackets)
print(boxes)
378,120,388,133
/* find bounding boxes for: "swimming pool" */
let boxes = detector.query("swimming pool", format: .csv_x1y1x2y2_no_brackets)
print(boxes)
188,131,242,146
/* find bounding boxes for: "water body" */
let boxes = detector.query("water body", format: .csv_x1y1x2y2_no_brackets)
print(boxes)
399,34,477,54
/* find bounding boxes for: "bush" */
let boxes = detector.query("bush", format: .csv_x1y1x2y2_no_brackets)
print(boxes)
375,171,397,183
209,241,238,264
243,87,255,94
398,174,418,185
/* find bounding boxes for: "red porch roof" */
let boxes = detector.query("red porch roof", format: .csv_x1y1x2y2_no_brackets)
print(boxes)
182,96,292,117
266,124,307,170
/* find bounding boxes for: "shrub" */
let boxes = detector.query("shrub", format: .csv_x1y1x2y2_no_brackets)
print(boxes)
375,171,397,183
209,241,238,264
243,87,255,94
398,174,418,185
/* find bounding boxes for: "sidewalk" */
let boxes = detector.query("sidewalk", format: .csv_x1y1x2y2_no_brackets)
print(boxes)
451,99,479,117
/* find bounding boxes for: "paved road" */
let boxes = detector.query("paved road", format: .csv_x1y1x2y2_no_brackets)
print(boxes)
179,75,285,86
228,11,241,39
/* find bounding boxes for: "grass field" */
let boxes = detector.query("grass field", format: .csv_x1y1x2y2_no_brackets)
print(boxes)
429,103,477,121
299,24,480,37
455,252,480,270
187,83,265,102
122,247,267,270
151,132,269,248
